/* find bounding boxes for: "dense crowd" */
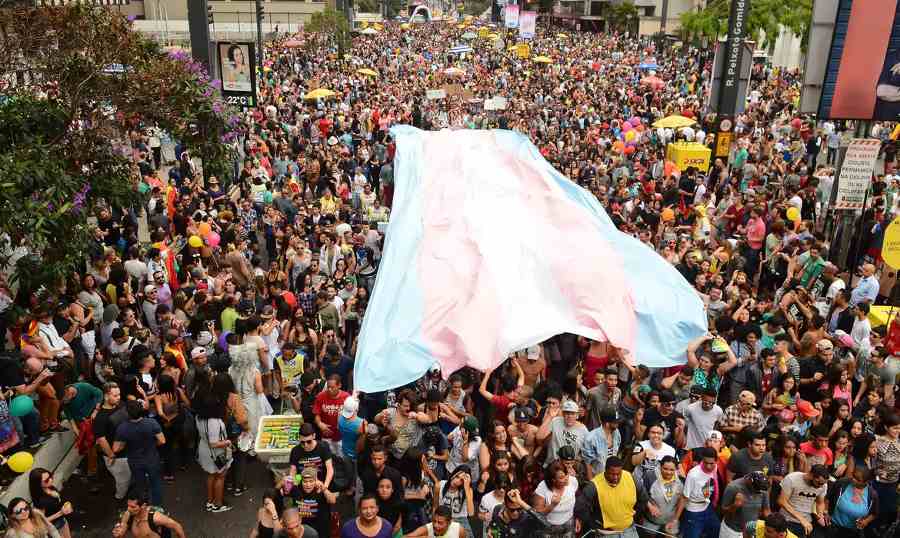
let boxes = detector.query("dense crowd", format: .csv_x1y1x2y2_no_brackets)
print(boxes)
1,12,900,538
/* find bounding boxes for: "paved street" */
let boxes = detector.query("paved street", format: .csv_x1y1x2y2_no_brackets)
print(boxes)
64,458,273,538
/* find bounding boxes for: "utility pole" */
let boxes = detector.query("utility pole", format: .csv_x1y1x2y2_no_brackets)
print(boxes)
187,0,213,71
255,0,265,68
832,120,872,270
660,0,669,34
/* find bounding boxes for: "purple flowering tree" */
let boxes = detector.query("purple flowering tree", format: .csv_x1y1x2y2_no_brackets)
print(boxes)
0,4,243,292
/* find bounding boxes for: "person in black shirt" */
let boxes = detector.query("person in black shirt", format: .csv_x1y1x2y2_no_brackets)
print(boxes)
359,445,404,503
639,390,685,448
289,423,334,490
290,467,336,538
798,340,834,403
486,489,548,538
93,382,131,500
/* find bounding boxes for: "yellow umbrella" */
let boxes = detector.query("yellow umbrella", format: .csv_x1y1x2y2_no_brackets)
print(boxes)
357,68,378,77
652,115,697,129
869,305,898,328
373,23,383,30
488,33,501,40
400,23,411,30
533,55,553,64
305,88,336,100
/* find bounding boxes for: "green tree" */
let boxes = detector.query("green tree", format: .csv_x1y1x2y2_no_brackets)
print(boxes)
679,0,811,52
606,1,639,33
356,0,379,12
307,7,352,57
0,4,241,292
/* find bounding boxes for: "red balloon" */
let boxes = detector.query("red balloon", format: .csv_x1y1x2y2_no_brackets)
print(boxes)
790,118,802,129
624,146,636,155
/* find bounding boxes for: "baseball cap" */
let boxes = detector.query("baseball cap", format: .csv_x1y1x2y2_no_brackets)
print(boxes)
300,467,318,480
341,396,359,418
816,339,834,351
526,346,540,360
707,430,723,442
144,285,157,294
561,400,579,413
833,330,854,348
739,390,757,405
796,400,820,418
462,416,479,434
514,407,530,422
710,337,729,354
190,347,207,359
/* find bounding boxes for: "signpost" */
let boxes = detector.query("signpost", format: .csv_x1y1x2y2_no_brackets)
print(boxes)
834,138,880,210
717,0,750,117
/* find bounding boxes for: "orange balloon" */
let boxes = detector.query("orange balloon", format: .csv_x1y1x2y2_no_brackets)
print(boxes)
198,222,212,237
662,208,675,222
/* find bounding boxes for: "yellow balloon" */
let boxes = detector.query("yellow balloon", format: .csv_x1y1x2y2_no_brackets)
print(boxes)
188,235,203,248
625,130,636,142
786,207,800,222
884,218,900,269
7,451,33,473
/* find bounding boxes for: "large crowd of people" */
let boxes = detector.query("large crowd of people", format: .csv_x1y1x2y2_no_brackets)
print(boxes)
1,11,900,538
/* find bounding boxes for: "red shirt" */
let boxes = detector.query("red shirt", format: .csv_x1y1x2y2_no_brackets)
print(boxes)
491,395,513,425
313,390,349,440
799,441,833,466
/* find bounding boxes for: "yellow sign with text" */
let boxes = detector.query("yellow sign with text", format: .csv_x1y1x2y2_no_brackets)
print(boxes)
715,132,732,158
884,217,900,269
666,142,711,173
517,43,530,59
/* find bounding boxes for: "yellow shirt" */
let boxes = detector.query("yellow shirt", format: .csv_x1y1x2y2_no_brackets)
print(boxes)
592,470,636,531
752,520,798,538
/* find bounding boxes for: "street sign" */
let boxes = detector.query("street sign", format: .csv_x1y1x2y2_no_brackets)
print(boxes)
884,217,900,269
834,138,880,210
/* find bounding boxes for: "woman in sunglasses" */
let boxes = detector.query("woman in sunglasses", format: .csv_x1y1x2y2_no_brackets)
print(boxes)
5,497,60,538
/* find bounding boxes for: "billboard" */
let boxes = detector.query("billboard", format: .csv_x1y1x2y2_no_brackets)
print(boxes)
218,42,257,108
504,4,519,28
818,0,900,120
519,10,536,39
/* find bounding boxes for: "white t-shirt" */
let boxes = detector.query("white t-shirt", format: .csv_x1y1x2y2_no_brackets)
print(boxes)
683,402,725,450
683,464,716,513
634,440,677,481
779,471,826,524
427,521,462,538
534,475,578,525
479,492,504,535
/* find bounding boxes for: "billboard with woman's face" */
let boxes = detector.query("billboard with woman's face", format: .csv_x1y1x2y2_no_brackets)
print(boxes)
218,42,256,107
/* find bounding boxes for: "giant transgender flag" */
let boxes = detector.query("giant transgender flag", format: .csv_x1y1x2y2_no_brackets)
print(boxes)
353,126,707,393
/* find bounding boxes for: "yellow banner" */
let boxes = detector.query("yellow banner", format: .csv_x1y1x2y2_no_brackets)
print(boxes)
517,43,530,59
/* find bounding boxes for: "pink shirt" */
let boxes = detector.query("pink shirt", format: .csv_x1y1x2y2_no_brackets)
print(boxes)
747,217,766,250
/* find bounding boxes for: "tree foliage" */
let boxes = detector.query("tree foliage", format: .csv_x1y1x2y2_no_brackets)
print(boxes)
0,5,242,292
605,1,639,33
306,7,352,57
679,0,812,51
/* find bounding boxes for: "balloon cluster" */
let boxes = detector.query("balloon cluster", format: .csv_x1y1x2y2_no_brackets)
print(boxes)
610,116,645,156
189,222,221,250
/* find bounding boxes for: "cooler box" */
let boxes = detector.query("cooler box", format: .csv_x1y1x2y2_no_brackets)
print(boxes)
255,414,303,464
666,142,712,173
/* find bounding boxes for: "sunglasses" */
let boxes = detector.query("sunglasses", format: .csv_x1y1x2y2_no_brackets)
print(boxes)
300,438,316,445
13,505,30,515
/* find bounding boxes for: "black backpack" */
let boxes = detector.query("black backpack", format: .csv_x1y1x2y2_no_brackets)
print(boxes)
329,455,354,493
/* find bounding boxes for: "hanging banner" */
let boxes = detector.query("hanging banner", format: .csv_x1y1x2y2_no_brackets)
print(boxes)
504,4,519,29
426,89,447,100
518,10,536,39
883,217,900,269
835,138,880,209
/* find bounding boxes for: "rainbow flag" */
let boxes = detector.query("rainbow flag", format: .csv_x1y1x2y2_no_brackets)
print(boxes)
353,127,707,393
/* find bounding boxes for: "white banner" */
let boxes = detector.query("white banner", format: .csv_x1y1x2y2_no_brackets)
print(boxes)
426,89,447,100
835,138,880,210
485,96,508,110
504,5,519,29
518,11,536,39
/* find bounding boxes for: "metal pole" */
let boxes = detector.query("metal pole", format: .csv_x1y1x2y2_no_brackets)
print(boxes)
834,120,871,270
255,0,264,68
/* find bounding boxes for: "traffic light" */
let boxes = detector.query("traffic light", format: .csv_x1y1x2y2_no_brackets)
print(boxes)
207,2,214,24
